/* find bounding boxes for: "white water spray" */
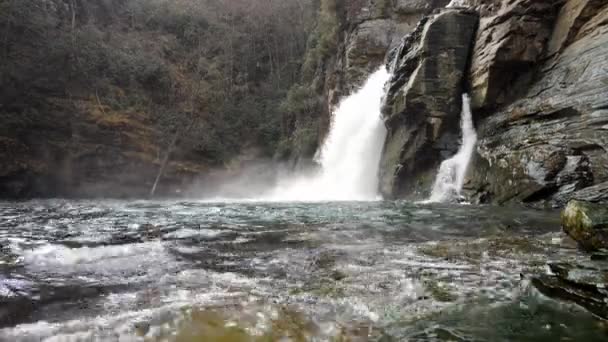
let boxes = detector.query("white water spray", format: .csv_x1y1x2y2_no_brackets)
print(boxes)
428,94,477,203
446,0,469,8
268,68,391,201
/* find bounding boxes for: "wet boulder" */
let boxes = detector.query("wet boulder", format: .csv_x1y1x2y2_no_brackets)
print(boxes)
562,200,608,251
379,8,479,199
532,262,608,320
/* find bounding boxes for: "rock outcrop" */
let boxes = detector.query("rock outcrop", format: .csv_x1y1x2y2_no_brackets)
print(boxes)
328,0,608,207
290,1,453,163
562,200,608,251
468,0,559,111
532,262,608,320
326,0,451,106
464,0,608,206
378,9,478,199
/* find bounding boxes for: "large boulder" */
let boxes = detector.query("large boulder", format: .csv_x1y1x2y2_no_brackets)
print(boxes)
379,9,478,199
465,0,608,206
561,200,608,251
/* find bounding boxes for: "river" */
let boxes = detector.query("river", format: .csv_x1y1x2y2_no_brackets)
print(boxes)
1,200,606,341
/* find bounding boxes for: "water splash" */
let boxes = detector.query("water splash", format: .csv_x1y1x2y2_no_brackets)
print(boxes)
446,0,468,8
268,68,391,201
428,94,477,203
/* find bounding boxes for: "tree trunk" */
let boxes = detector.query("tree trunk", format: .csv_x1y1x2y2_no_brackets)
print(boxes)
70,0,76,42
149,119,196,198
2,0,11,60
150,130,179,198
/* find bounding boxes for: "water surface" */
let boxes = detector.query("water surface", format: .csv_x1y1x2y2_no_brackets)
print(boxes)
0,200,605,341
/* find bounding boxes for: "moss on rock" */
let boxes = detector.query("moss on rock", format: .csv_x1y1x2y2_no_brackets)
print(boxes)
561,200,608,251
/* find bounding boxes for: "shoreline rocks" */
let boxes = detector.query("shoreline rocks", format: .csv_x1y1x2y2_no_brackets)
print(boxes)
562,200,608,251
532,262,608,320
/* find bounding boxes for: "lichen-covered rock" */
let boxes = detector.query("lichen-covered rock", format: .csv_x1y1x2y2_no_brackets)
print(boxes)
465,0,608,206
561,200,608,251
379,9,478,199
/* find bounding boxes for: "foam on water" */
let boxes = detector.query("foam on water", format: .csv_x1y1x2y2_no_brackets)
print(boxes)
22,241,178,282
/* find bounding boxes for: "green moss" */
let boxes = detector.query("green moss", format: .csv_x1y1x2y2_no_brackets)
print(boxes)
424,280,458,302
418,235,545,263
301,0,340,81
314,281,346,298
171,308,315,342
561,201,589,242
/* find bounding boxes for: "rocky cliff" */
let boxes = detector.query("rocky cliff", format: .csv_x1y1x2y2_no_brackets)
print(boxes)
314,0,451,135
379,0,608,207
465,0,608,207
379,8,478,198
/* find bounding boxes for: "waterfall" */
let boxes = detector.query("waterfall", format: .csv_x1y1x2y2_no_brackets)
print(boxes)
269,68,391,201
428,94,477,203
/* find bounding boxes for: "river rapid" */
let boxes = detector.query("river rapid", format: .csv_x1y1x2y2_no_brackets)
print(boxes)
0,200,606,341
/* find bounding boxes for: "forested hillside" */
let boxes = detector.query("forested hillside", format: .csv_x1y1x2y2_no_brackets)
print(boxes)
0,0,344,197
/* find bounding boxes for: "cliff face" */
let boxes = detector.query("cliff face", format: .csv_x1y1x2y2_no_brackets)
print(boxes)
465,0,608,206
379,0,608,206
379,9,478,198
316,0,451,134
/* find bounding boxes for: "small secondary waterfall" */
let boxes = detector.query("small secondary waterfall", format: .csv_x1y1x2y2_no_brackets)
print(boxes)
270,68,390,201
428,94,477,203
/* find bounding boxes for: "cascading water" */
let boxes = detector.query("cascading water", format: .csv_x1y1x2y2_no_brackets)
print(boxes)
447,0,468,8
428,94,477,203
269,68,391,201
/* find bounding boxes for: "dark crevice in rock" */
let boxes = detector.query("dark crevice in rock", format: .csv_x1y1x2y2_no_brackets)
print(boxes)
522,185,559,203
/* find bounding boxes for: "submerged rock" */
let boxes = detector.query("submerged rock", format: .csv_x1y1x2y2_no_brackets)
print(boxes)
379,8,479,199
532,262,608,320
562,200,608,251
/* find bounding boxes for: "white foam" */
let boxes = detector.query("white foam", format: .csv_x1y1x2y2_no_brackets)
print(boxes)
22,242,177,281
428,94,477,202
268,69,390,201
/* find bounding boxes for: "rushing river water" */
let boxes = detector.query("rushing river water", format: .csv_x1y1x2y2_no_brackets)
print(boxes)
0,200,606,341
